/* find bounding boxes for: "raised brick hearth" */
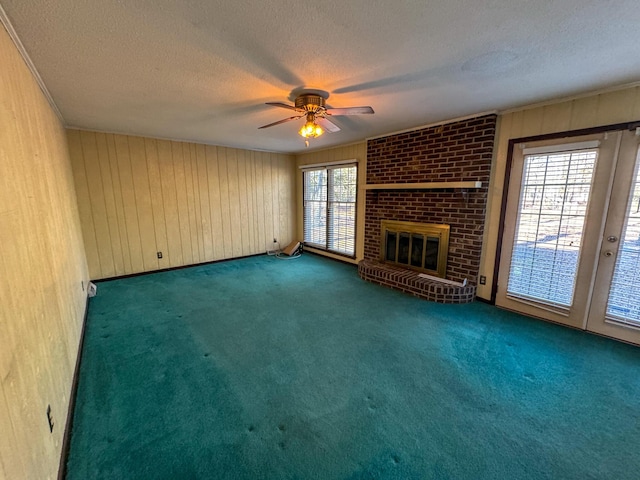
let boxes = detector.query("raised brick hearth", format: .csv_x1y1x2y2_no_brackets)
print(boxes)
359,259,476,303
359,114,497,303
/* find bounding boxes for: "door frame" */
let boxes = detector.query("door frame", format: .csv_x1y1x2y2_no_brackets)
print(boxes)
491,120,640,305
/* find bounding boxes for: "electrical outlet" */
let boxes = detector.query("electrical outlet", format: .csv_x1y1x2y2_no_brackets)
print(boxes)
479,275,486,285
46,405,54,433
157,251,163,259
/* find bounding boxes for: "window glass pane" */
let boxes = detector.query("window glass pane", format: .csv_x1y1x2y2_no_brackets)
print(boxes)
327,166,357,256
303,170,327,247
507,150,597,307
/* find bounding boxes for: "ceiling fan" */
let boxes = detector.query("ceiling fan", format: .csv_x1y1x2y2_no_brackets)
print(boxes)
258,93,374,140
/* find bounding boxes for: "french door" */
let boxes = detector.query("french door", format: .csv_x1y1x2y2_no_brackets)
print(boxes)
496,129,640,345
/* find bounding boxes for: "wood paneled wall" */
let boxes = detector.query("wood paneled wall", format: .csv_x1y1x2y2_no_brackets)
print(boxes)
0,23,89,480
68,130,296,280
478,85,640,300
296,142,367,264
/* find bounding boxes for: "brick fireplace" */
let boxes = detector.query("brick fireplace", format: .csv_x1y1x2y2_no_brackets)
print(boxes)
358,114,497,303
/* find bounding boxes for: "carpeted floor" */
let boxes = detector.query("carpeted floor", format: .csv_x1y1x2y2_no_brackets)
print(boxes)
66,254,640,479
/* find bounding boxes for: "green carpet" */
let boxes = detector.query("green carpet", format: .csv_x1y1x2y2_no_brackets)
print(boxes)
66,254,640,479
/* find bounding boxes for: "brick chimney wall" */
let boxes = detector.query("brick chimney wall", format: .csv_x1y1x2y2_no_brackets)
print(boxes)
364,114,497,284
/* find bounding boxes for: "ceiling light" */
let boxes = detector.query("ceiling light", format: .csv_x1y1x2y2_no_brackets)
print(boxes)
298,113,324,138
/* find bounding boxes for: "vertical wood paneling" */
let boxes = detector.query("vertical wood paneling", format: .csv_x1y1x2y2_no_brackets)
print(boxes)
227,149,244,258
279,155,294,243
206,145,225,260
157,140,183,267
569,96,599,129
481,85,640,300
68,131,295,279
246,151,257,254
96,133,124,275
632,87,640,120
114,135,144,273
540,102,572,134
171,141,193,266
247,151,258,253
2,24,89,479
144,138,170,270
508,109,524,139
0,388,22,478
196,144,213,261
183,143,200,264
270,153,281,244
128,136,158,271
237,150,250,256
79,131,115,276
352,143,366,262
2,370,33,478
217,148,233,258
68,129,101,276
255,152,268,251
105,134,133,273
596,89,637,125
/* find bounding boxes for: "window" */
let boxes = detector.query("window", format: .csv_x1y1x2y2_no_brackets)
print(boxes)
303,164,357,256
507,146,597,307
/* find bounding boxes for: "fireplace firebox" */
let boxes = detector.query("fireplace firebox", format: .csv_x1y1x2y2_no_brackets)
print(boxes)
380,220,449,278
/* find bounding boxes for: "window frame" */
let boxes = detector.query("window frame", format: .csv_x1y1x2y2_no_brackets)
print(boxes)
302,161,358,259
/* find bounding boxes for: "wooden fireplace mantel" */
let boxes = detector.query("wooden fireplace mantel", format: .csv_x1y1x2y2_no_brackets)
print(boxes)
364,181,482,190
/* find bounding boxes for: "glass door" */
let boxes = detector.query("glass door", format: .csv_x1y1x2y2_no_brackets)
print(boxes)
496,132,622,330
498,129,640,345
586,132,640,344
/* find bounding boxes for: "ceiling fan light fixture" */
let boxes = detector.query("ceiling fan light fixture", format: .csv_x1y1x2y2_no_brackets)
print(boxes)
298,113,324,138
260,93,372,137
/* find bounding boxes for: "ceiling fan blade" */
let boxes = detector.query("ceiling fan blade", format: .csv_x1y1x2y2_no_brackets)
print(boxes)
258,115,303,129
265,102,301,112
326,106,375,115
317,117,341,133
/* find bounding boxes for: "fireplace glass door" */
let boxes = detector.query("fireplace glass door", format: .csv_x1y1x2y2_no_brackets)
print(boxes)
381,221,449,277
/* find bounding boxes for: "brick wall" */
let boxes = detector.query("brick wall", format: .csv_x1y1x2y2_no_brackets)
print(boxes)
364,114,497,285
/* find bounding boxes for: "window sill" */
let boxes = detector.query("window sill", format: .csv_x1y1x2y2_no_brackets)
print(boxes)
303,246,358,264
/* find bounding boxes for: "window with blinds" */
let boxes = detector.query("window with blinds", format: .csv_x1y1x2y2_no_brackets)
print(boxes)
507,147,597,308
303,164,357,256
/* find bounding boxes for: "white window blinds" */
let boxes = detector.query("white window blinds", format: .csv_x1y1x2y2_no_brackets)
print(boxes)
303,164,357,256
507,148,597,307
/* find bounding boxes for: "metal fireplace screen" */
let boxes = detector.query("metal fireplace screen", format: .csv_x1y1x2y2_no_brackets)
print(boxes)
380,220,450,278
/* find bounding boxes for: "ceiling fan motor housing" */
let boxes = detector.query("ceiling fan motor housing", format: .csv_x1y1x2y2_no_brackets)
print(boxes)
259,93,371,132
295,94,326,113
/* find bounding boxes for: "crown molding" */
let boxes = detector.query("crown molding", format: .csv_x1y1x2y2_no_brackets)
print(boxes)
499,81,640,115
0,3,65,124
66,126,293,156
366,110,498,141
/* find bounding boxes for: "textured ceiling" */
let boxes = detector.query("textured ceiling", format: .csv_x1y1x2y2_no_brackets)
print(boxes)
3,0,640,153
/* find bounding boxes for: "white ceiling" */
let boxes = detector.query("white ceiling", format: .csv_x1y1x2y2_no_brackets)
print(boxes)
3,0,640,153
